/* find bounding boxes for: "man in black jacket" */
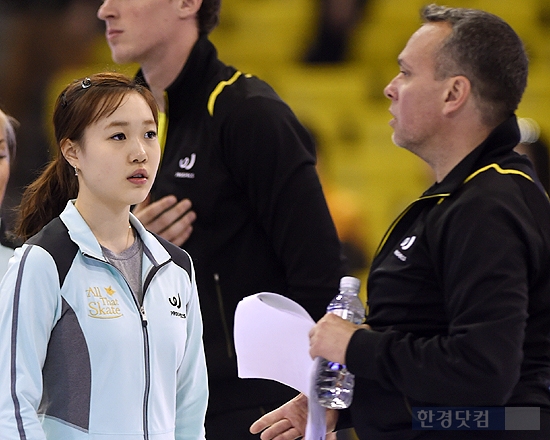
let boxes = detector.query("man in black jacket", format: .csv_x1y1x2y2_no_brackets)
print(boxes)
252,4,550,439
97,1,346,439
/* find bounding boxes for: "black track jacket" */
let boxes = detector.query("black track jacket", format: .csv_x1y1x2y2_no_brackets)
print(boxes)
136,37,345,416
345,116,550,439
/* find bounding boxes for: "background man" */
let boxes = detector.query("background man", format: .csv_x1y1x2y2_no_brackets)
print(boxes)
251,4,550,439
97,1,347,438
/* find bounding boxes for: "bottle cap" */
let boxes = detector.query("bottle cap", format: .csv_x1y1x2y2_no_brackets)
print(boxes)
340,276,361,292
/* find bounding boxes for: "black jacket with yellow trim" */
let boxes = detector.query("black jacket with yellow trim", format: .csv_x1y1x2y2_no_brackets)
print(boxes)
344,116,550,439
136,37,345,416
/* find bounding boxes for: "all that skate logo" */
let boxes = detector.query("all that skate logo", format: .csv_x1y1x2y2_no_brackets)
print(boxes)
87,286,123,319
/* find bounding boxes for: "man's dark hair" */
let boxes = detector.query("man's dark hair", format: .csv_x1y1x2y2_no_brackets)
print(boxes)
198,0,222,35
422,4,528,128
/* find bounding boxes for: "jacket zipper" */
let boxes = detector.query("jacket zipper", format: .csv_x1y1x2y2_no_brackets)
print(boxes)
84,253,167,440
111,262,152,440
139,263,166,440
214,273,234,358
140,308,150,440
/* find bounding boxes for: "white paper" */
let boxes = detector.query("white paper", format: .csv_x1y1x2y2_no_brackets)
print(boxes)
234,292,316,395
234,293,327,440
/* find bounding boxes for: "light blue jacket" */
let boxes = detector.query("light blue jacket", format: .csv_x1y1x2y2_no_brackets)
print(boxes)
0,201,208,439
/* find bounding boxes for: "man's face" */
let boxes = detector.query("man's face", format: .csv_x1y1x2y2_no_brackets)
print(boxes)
383,23,453,155
97,0,181,65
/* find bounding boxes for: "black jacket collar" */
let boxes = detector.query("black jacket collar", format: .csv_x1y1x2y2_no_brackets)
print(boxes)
424,115,520,196
135,36,220,115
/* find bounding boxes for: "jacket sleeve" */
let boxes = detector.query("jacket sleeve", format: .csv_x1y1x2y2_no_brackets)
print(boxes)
0,245,62,439
346,179,543,405
221,95,346,320
175,257,208,440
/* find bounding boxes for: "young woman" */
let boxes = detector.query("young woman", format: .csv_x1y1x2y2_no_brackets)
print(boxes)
0,72,208,439
0,108,18,275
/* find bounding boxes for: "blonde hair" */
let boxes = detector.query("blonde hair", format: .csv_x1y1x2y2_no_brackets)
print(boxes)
0,108,18,163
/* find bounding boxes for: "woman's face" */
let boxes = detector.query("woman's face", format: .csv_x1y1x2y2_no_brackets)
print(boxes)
70,92,160,211
0,118,12,209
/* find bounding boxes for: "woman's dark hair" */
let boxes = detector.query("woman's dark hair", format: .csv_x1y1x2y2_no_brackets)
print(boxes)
15,71,158,240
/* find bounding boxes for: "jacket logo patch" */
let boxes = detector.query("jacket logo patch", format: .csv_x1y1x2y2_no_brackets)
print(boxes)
87,286,123,319
169,293,186,319
400,236,416,250
175,154,196,179
179,154,196,170
394,235,417,262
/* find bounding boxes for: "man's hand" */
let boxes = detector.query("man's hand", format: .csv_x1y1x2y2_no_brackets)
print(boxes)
309,314,370,364
133,195,196,246
250,393,338,440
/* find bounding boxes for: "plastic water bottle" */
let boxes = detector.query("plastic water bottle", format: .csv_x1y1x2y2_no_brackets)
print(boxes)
315,276,364,409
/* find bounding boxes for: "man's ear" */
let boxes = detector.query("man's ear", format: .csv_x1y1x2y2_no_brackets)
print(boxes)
443,75,471,115
175,0,203,18
60,139,80,170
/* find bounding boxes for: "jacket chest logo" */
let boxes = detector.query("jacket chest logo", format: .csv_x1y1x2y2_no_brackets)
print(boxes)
174,153,196,179
394,235,417,262
169,293,186,319
87,286,123,319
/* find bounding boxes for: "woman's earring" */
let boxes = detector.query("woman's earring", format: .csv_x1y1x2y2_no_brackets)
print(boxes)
74,166,79,176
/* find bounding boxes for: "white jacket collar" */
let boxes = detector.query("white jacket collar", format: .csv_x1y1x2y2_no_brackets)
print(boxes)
59,200,172,266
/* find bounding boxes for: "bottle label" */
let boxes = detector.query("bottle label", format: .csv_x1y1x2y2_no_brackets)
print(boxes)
331,308,353,321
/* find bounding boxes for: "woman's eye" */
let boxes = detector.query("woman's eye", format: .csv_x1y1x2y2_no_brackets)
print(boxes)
145,131,157,139
111,133,126,141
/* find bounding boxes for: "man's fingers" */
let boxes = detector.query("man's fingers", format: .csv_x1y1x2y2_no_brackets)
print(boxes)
159,210,197,246
133,196,194,237
259,422,302,440
250,410,279,434
250,394,308,440
252,418,301,440
154,199,193,234
134,195,178,224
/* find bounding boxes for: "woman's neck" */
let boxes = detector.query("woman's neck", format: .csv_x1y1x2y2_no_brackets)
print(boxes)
73,198,134,254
